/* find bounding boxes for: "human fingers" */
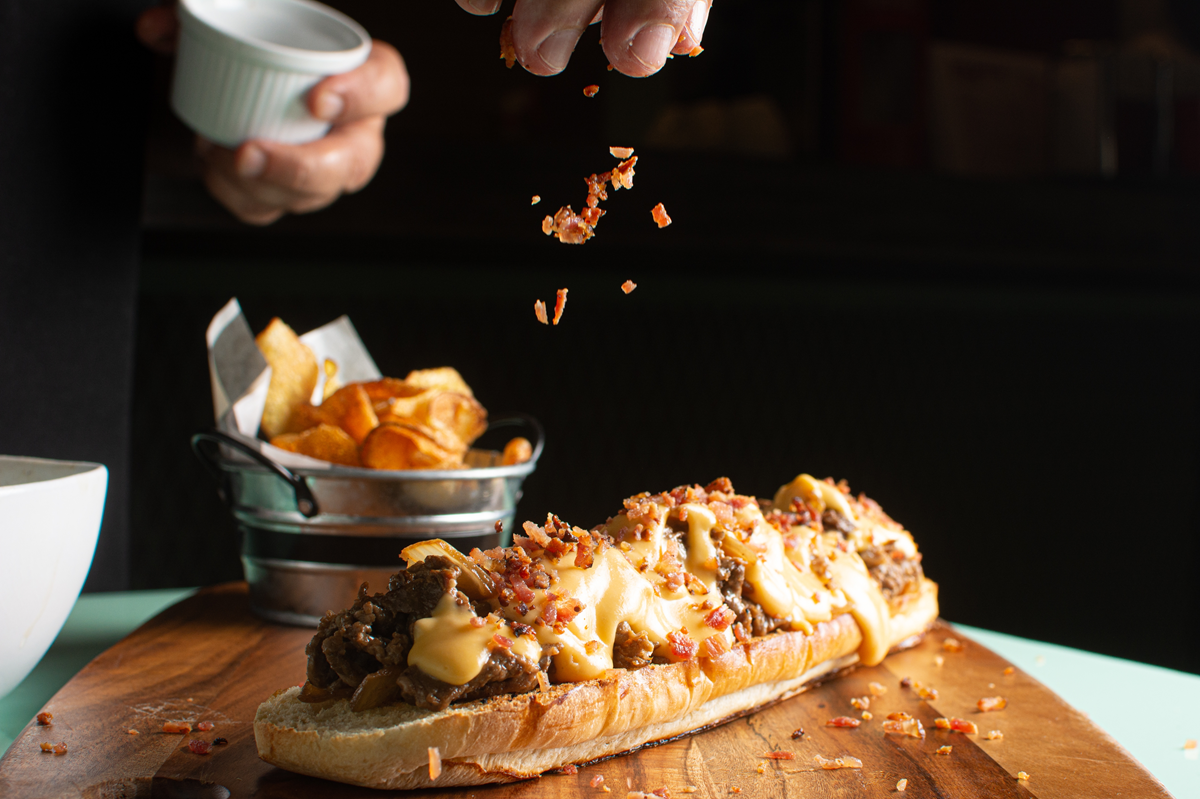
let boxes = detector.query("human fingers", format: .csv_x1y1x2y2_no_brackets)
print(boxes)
307,40,410,125
602,0,709,76
135,4,179,55
508,0,605,76
453,0,503,15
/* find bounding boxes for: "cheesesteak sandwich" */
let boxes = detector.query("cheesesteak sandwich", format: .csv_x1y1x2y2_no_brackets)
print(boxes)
255,474,938,788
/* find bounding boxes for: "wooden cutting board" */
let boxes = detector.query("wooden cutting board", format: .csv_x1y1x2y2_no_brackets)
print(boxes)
0,584,1174,799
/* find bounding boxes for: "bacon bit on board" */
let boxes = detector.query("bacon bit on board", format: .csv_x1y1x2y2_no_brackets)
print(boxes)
862,711,873,721
729,789,741,794
667,629,697,660
917,684,939,701
196,721,214,732
896,778,908,792
621,279,637,294
591,774,605,788
610,146,635,159
900,676,913,689
934,655,945,667
850,696,870,710
756,763,765,775
651,202,672,228
552,288,568,325
814,754,863,770
531,195,541,205
1017,771,1030,781
429,746,442,781
39,743,54,753
826,717,861,728
936,745,952,755
188,739,213,755
761,751,795,760
162,722,191,734
499,17,516,68
883,717,926,739
559,763,579,775
127,729,139,735
868,682,888,696
534,299,549,324
583,85,600,97
791,728,805,739
985,730,1004,741
951,718,979,734
887,712,913,721
213,737,229,746
1003,666,1015,676
978,696,1007,712
943,637,965,652
36,712,53,725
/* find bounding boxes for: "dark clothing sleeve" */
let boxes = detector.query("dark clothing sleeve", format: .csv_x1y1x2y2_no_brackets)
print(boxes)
0,0,152,591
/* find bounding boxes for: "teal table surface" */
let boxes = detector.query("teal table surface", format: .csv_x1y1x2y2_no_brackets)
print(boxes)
1,592,1197,797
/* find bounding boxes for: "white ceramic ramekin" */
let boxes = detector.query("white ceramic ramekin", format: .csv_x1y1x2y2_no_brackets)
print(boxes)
0,457,107,700
171,0,371,147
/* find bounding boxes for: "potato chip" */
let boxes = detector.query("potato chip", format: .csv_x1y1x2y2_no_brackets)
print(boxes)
359,377,428,403
315,384,379,444
502,437,533,466
424,392,487,449
256,318,319,439
403,367,474,398
271,424,360,467
360,423,459,471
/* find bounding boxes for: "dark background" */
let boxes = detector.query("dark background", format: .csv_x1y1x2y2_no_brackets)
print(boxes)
126,0,1200,674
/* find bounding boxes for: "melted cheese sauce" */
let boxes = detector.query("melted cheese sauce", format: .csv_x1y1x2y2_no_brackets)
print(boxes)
408,477,922,685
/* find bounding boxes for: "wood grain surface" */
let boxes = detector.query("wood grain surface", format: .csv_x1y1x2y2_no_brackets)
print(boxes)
0,584,1174,799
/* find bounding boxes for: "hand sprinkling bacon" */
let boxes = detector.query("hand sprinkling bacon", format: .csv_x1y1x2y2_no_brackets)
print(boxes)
621,279,637,294
583,85,599,97
552,288,568,325
651,202,672,228
534,300,548,325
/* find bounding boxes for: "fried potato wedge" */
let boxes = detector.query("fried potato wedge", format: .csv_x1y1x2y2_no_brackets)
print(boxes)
271,423,360,467
316,384,380,444
424,392,488,449
404,367,474,398
257,318,319,439
360,423,460,471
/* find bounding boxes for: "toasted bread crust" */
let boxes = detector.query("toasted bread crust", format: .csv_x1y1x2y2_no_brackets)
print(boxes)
255,578,938,789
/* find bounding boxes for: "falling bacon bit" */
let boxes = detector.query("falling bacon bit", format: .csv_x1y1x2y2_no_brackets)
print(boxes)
531,195,541,205
612,156,638,190
499,17,516,68
621,279,637,294
896,778,908,792
651,202,672,228
429,746,442,781
162,722,191,734
761,751,795,760
943,637,965,652
534,299,549,324
196,721,214,732
583,85,600,97
868,682,888,696
790,728,805,739
978,696,1007,712
883,718,926,739
985,730,1004,741
606,63,614,71
552,288,568,325
1017,772,1030,781
850,696,870,710
36,712,53,726
814,754,863,770
667,629,697,660
610,146,635,159
591,775,605,788
188,739,213,755
543,205,596,244
936,745,952,755
826,717,861,728
1003,666,1015,676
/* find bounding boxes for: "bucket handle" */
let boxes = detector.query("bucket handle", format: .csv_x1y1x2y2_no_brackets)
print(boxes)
190,431,320,518
484,413,546,467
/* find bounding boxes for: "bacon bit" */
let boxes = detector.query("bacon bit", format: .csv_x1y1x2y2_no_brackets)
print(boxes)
584,640,603,655
621,279,637,294
650,201,671,227
1017,772,1030,781
729,789,741,794
943,637,964,652
606,63,614,71
531,195,541,205
917,684,939,701
900,676,913,689
213,737,229,746
36,712,52,725
978,696,1007,712
862,711,873,721
592,775,605,788
492,633,514,649
1003,666,1015,676
543,205,596,244
127,729,139,735
826,717,861,728
700,636,727,659
427,746,442,781
762,751,795,760
950,718,979,734
689,45,704,56
610,147,635,159
814,754,863,770
667,629,697,660
558,763,579,775
883,718,926,739
934,655,945,667
499,17,516,68
536,671,551,693
162,722,191,734
887,712,913,721
936,745,952,755
850,696,870,710
188,739,213,755
791,728,805,739
896,778,908,792
583,85,600,97
756,763,765,775
511,576,537,604
868,682,888,696
39,743,54,753
985,730,1004,740
196,721,214,732
613,156,638,190
703,606,736,631
534,299,549,324
934,717,950,730
469,616,486,628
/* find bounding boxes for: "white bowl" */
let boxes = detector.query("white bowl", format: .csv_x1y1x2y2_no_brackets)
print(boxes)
171,0,371,147
0,457,107,699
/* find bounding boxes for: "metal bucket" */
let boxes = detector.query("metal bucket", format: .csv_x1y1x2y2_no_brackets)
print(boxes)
191,415,542,626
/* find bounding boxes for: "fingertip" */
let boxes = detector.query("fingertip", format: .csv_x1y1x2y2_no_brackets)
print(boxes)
520,28,582,76
236,142,267,179
311,88,346,122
